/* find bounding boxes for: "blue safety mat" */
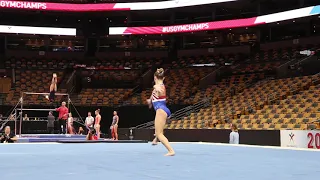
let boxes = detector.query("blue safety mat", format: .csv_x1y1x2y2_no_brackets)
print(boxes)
19,134,87,139
0,143,319,180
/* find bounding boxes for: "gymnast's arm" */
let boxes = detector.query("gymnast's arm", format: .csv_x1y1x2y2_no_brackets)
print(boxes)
116,116,119,126
147,94,153,108
10,135,18,142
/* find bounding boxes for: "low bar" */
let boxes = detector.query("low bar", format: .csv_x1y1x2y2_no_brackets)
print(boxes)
23,92,69,96
16,109,56,111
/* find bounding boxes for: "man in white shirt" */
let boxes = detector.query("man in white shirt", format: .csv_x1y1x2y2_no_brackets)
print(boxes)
85,112,94,131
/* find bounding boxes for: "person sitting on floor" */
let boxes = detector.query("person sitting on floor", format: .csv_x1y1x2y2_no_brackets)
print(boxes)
86,128,98,141
0,126,18,143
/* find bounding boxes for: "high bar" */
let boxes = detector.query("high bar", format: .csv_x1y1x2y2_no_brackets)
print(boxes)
23,92,69,96
16,109,56,111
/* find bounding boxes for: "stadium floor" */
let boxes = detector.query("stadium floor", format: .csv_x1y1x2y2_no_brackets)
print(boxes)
1,142,319,180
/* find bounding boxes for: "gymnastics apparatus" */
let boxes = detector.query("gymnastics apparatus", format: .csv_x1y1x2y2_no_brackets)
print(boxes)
0,91,85,136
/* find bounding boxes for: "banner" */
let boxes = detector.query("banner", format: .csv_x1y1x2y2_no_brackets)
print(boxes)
109,5,320,35
0,25,76,36
0,0,235,12
280,130,320,149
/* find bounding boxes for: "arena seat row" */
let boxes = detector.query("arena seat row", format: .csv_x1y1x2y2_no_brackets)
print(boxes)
5,58,76,70
92,57,163,69
5,57,163,70
73,88,133,106
172,54,239,68
251,45,315,62
230,62,283,74
89,70,141,82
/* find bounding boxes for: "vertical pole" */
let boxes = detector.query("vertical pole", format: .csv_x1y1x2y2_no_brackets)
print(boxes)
19,95,23,135
67,94,70,134
14,109,17,136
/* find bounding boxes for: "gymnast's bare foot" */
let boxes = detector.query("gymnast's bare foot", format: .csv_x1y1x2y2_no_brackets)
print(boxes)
165,151,175,156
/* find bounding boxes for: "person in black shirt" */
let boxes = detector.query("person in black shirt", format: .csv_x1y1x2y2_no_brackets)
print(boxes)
47,111,55,134
0,126,17,143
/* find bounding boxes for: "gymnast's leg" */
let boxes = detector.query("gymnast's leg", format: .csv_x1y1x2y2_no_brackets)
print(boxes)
47,73,57,101
152,134,158,145
154,109,175,156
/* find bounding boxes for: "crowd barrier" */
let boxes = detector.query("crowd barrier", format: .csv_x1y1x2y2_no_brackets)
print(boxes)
118,128,280,146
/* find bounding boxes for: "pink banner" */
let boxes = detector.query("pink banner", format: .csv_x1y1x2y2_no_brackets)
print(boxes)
0,1,126,11
109,17,264,35
0,0,235,12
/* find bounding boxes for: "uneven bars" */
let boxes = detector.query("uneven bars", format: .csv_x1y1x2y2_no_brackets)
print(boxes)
16,109,56,111
23,92,69,96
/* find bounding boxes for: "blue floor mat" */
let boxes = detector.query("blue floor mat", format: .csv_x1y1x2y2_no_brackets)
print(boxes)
1,143,319,180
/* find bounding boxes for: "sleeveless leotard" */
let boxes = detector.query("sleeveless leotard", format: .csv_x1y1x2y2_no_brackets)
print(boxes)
151,84,171,117
112,116,117,126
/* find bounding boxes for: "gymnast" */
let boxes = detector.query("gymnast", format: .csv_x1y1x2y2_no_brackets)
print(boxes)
147,68,175,156
94,109,101,139
67,113,75,134
46,73,57,102
111,111,119,140
86,128,98,140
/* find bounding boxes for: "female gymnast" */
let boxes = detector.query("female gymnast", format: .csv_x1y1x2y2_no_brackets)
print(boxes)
111,111,119,140
94,109,101,139
86,128,98,140
46,73,57,102
147,68,175,156
67,113,75,134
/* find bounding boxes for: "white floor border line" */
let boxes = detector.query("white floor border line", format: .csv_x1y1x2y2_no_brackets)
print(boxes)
2,142,320,151
171,142,320,152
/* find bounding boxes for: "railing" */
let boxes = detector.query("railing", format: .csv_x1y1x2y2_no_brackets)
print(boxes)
117,85,141,107
171,98,211,120
0,117,83,122
66,70,77,94
131,121,155,129
131,97,212,129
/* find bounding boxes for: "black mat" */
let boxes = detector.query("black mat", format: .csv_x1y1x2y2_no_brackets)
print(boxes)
58,140,148,143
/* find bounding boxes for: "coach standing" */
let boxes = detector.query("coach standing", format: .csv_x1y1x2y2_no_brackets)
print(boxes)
47,111,55,134
56,101,69,134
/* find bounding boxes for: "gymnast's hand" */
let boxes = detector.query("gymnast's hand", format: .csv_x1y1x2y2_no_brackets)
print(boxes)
146,99,152,109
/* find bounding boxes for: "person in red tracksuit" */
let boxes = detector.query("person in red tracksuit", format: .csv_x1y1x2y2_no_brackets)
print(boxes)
56,101,69,134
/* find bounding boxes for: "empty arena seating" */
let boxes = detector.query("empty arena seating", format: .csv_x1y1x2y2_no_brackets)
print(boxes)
172,54,238,68
73,88,133,106
92,57,163,69
5,57,76,69
166,75,320,130
0,78,11,93
91,70,141,82
185,73,264,104
230,82,320,130
230,62,282,74
5,70,67,105
124,67,215,105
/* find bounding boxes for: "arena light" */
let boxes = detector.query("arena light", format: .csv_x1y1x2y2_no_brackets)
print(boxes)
0,0,236,12
0,25,76,36
109,5,320,35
